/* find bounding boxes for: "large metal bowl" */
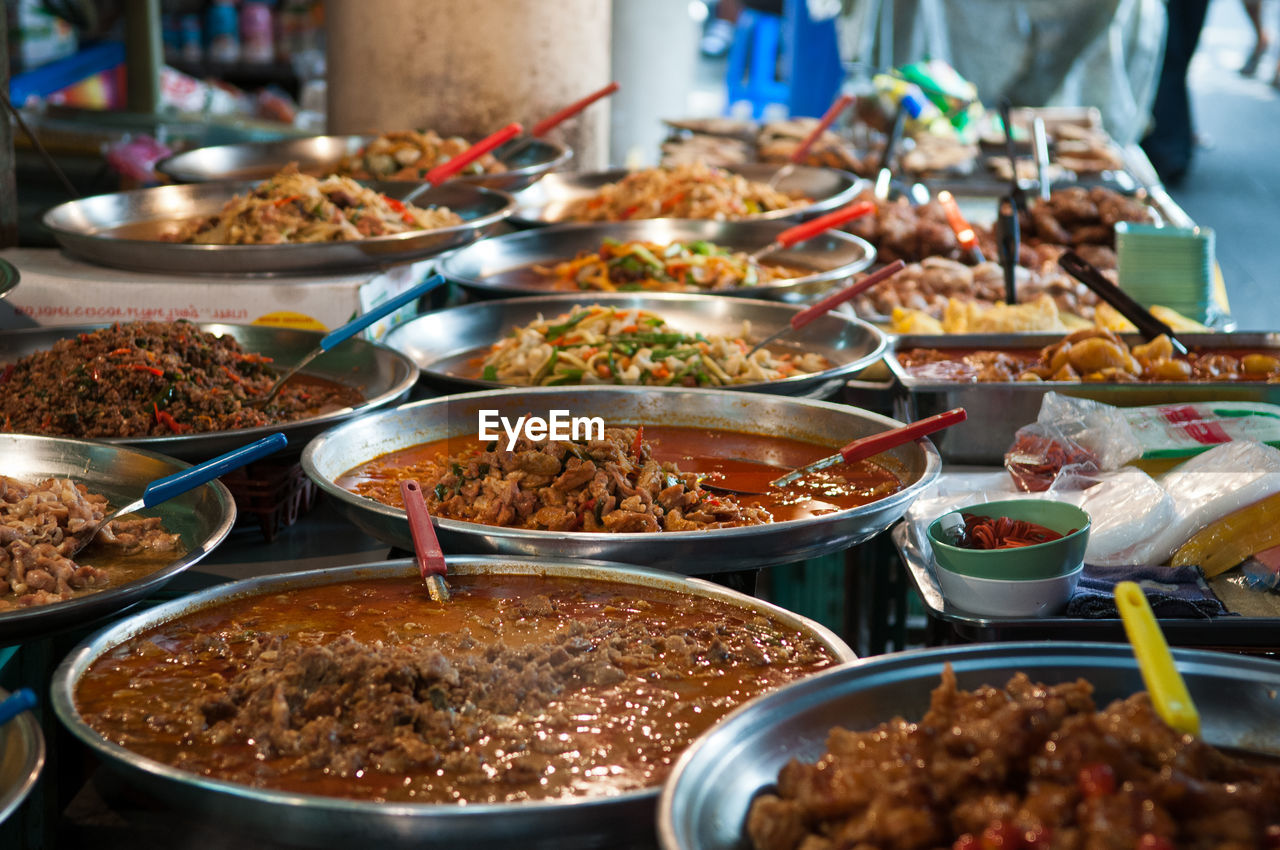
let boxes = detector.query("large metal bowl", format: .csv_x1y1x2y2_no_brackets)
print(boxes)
0,686,43,826
301,387,940,573
438,220,875,303
383,292,887,398
510,165,862,227
155,134,572,194
51,556,855,849
42,180,514,276
0,434,235,642
0,323,418,461
658,642,1280,850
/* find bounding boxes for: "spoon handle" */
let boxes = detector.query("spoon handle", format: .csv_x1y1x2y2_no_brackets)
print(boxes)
0,688,36,727
1116,581,1201,737
838,407,966,465
141,433,287,508
400,480,448,579
790,93,855,164
789,259,906,330
531,81,620,137
774,201,875,251
319,273,446,352
423,122,523,187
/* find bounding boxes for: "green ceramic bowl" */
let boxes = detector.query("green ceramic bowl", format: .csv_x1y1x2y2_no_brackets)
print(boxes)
927,500,1090,581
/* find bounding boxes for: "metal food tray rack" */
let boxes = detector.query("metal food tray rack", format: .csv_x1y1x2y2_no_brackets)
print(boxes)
891,522,1280,650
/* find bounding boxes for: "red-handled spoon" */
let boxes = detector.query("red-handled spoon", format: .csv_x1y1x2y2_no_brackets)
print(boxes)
767,93,856,189
398,122,524,207
769,408,967,488
531,81,621,138
400,479,450,602
746,200,875,263
744,259,906,357
936,190,985,263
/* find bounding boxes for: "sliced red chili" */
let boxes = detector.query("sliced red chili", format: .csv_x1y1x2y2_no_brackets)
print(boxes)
129,364,165,377
1077,762,1116,799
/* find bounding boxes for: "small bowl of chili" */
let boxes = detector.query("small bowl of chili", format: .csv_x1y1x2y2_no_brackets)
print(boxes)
926,499,1091,581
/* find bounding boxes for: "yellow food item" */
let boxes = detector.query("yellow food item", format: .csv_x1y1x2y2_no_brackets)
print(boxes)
1094,302,1209,334
890,295,1066,335
889,307,945,335
1170,491,1280,576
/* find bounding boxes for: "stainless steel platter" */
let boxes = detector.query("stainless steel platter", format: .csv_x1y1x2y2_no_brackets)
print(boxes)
383,292,887,398
0,685,43,826
886,331,1280,464
51,556,855,850
659,642,1280,850
0,323,418,462
0,434,234,642
42,180,514,276
301,387,940,573
439,220,875,303
155,134,572,194
509,164,862,227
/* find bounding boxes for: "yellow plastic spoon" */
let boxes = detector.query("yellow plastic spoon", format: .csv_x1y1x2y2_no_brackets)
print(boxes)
1115,580,1201,737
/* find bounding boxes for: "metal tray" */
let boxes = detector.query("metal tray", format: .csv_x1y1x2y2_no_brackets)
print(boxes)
892,523,1280,647
0,685,43,826
659,641,1280,850
886,332,1280,464
438,220,875,303
155,134,572,194
0,434,235,643
51,556,855,850
42,180,514,276
301,387,940,574
509,165,863,227
382,292,887,398
0,323,419,462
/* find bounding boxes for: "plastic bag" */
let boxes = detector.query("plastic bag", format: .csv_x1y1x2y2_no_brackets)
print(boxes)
1003,392,1135,491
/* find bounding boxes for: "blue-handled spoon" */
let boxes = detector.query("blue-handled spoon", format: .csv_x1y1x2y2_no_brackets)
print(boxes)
0,688,36,727
254,272,445,406
68,432,287,557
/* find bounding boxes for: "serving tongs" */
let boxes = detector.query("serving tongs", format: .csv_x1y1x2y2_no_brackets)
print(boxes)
400,479,449,602
254,273,446,406
935,190,984,263
996,100,1023,305
68,433,287,558
1058,250,1189,355
699,408,965,496
745,200,875,265
743,259,906,358
766,93,855,190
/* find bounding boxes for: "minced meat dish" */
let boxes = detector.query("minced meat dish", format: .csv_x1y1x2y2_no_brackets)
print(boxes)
76,574,839,804
747,666,1280,850
0,475,182,610
0,321,364,438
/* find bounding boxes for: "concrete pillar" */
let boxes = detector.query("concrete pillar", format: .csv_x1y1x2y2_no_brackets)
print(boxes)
326,0,612,170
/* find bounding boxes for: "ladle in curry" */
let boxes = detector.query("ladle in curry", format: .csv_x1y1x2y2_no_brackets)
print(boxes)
1115,580,1201,737
68,432,287,558
400,479,449,603
254,272,446,406
743,259,906,359
766,93,855,190
700,408,966,495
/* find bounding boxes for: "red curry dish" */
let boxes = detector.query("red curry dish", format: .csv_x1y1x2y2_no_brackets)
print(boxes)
899,329,1280,384
748,666,1280,850
75,573,839,804
338,425,905,532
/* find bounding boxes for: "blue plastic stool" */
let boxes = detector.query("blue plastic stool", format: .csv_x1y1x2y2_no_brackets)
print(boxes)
724,2,844,120
725,9,790,119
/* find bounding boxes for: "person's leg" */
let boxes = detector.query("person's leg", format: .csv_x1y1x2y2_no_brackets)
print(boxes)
1141,0,1212,184
1242,0,1270,74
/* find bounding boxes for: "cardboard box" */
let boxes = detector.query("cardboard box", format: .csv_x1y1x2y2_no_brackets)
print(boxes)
1,248,435,340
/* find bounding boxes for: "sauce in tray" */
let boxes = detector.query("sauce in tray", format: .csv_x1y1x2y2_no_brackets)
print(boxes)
337,425,905,527
76,573,838,804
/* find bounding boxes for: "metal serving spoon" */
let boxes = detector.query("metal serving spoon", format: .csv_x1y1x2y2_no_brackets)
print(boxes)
743,259,906,359
500,81,620,161
254,272,446,406
69,432,287,558
767,93,855,190
397,122,524,208
400,479,449,602
745,200,875,264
